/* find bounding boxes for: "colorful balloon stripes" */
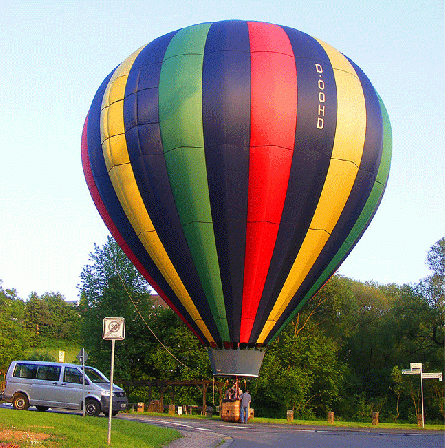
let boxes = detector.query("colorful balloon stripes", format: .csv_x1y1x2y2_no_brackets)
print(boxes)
82,20,391,351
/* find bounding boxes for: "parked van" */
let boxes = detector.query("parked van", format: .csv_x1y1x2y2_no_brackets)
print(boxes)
3,361,128,416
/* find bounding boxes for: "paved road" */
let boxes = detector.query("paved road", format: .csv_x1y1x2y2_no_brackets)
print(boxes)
2,403,443,448
118,414,445,448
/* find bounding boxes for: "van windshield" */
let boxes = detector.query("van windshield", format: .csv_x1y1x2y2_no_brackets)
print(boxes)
85,367,109,384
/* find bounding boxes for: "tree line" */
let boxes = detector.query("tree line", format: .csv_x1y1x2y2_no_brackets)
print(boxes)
0,289,80,368
1,236,443,424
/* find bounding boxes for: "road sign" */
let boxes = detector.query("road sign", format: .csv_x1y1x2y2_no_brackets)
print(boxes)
77,348,88,364
422,372,443,381
402,363,422,375
103,317,125,340
402,369,418,374
103,317,125,446
401,362,442,429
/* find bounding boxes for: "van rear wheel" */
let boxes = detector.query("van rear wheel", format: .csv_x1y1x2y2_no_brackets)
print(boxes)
12,393,29,411
85,398,101,416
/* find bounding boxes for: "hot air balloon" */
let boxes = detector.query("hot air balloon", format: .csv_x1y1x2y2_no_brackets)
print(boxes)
81,20,391,378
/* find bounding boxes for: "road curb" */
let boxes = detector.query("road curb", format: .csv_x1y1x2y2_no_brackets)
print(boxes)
217,436,233,448
118,413,232,448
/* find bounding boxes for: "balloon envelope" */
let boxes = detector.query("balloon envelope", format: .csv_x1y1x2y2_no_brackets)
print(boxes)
82,20,391,377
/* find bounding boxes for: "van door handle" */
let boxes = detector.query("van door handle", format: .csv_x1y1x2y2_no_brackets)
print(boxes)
53,382,58,385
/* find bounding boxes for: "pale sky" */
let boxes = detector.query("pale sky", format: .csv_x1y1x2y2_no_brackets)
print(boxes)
1,0,444,302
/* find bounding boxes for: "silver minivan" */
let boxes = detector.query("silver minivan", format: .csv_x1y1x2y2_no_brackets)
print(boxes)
3,361,128,416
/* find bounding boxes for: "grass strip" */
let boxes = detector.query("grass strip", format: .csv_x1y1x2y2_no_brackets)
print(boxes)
242,416,445,431
0,408,180,448
129,410,444,431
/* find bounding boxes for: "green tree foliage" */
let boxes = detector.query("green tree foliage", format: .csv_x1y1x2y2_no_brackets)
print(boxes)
78,236,214,405
2,236,440,421
416,237,444,348
253,238,444,422
76,236,444,422
79,236,155,378
78,237,212,388
148,308,212,380
254,321,346,418
334,280,442,422
0,282,81,370
0,283,30,369
24,292,80,340
148,309,214,404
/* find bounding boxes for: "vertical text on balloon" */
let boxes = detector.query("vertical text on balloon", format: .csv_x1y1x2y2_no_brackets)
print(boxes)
315,63,326,129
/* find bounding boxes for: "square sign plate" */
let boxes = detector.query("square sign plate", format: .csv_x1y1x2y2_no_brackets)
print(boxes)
103,317,125,340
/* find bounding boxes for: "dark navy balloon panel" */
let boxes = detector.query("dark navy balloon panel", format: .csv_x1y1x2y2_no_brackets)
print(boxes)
82,20,391,350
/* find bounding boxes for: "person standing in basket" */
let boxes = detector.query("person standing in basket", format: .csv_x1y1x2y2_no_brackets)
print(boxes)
240,390,251,423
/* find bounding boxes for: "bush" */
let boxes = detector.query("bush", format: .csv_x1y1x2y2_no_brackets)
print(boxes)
25,351,57,362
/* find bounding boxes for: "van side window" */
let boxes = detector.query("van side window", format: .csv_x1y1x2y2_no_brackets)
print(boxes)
13,363,37,379
64,367,83,384
36,365,61,382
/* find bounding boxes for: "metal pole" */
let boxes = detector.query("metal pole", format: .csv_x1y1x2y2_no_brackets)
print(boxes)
420,365,425,428
82,350,86,417
107,339,115,446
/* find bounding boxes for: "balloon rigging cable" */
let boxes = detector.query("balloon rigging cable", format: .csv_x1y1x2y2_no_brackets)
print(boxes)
113,257,190,370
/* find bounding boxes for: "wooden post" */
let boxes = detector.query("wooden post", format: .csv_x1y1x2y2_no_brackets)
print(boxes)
159,384,165,412
417,414,423,427
195,381,208,416
372,412,379,425
202,382,208,416
287,410,294,422
214,380,225,410
327,411,334,424
219,381,225,409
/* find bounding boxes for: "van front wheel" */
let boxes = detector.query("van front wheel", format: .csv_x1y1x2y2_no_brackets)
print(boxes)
12,393,29,411
85,398,100,416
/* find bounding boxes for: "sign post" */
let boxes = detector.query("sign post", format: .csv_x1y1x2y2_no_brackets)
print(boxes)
76,348,88,417
402,362,443,428
103,317,125,446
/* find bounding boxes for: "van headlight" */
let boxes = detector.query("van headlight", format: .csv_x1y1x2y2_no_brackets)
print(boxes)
101,390,112,396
